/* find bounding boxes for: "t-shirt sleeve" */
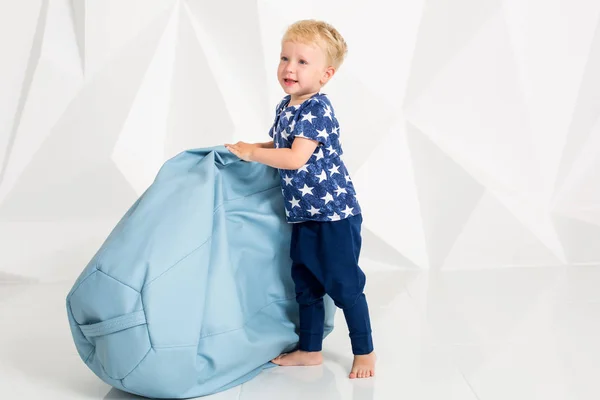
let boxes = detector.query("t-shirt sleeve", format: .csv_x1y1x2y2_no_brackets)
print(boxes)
291,99,333,146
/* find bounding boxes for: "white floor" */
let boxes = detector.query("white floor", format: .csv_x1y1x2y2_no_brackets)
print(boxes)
1,263,599,399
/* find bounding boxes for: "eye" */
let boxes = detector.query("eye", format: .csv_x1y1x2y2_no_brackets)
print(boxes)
280,56,288,61
299,59,307,65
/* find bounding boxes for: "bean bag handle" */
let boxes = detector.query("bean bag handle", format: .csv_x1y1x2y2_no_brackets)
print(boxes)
79,310,146,338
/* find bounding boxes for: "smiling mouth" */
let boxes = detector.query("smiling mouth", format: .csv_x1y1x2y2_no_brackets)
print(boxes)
284,78,298,84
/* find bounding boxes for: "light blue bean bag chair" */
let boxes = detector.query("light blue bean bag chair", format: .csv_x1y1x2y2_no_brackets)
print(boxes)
66,146,336,399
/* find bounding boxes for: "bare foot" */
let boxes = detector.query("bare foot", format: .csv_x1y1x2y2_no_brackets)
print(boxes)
349,351,376,379
271,350,323,366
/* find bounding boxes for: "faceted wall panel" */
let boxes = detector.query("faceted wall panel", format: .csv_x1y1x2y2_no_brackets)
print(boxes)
1,0,600,280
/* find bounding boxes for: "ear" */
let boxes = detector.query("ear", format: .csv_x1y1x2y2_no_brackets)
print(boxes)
320,66,336,85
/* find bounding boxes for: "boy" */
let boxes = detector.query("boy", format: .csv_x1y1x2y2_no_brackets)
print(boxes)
225,19,376,379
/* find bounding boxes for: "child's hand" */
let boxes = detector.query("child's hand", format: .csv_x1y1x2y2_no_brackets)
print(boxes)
224,141,259,162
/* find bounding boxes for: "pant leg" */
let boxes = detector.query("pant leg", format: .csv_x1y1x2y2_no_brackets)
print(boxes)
319,214,374,355
290,222,326,352
291,262,326,351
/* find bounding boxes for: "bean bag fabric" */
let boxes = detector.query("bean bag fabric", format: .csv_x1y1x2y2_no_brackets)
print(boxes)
66,146,336,398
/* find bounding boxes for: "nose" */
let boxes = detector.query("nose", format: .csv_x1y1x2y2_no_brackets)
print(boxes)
285,62,294,73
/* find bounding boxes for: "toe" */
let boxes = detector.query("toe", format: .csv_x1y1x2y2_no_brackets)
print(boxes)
349,371,357,379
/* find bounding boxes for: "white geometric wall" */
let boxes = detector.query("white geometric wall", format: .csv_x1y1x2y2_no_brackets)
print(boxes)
1,0,600,281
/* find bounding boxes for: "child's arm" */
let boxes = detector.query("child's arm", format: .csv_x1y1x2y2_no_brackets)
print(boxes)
225,139,318,170
257,140,274,149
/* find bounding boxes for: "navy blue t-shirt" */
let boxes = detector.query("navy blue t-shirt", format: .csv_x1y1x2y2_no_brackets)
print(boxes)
268,93,362,223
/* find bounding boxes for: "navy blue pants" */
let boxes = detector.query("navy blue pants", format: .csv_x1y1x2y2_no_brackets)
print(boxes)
290,214,374,355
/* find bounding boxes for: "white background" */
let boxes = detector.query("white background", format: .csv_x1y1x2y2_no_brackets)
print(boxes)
2,0,600,281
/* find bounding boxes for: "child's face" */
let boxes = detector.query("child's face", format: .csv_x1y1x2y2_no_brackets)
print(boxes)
278,40,334,100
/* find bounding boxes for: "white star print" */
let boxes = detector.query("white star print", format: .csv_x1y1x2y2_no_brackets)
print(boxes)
284,110,293,120
329,164,340,176
323,106,332,120
283,175,293,185
289,197,300,208
314,148,324,161
333,126,339,135
329,212,341,221
285,209,290,217
334,186,347,196
316,169,328,182
321,192,334,204
301,111,317,123
307,206,321,216
296,131,309,139
342,205,354,217
316,128,329,141
298,164,309,173
326,145,337,155
299,184,314,197
345,174,351,183
275,142,280,148
281,130,290,141
289,119,296,131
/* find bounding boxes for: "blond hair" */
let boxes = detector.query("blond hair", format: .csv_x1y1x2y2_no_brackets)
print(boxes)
282,19,348,70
